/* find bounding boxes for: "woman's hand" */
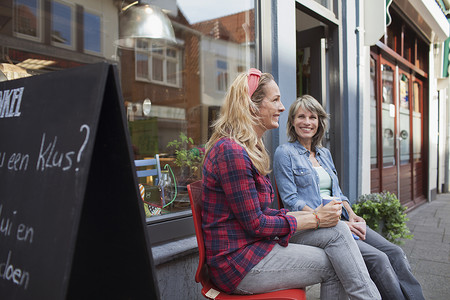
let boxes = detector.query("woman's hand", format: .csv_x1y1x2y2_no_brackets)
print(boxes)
342,202,366,240
286,200,342,231
344,220,366,240
315,200,342,228
344,215,366,240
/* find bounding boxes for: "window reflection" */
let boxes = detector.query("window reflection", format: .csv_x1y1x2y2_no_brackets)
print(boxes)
3,0,256,219
381,64,395,166
122,0,256,217
14,0,41,40
413,82,422,161
84,10,102,54
135,40,181,87
51,0,74,47
399,73,410,164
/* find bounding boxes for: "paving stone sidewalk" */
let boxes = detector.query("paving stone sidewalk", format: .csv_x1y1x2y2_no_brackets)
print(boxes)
306,194,450,299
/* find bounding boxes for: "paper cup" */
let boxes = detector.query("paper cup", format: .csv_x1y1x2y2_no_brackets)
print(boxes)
353,221,366,232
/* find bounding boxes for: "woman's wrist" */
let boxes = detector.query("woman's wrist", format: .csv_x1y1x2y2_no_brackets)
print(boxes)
312,211,320,229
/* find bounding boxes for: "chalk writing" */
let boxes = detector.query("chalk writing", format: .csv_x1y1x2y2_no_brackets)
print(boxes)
0,152,30,172
76,124,90,172
0,251,30,290
36,133,75,172
0,206,34,290
34,124,91,172
0,205,15,237
7,152,29,171
17,224,33,243
0,205,34,244
0,152,4,167
1,125,91,173
0,87,24,118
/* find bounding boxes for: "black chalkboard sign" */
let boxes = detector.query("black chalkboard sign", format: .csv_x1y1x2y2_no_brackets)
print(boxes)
0,63,160,299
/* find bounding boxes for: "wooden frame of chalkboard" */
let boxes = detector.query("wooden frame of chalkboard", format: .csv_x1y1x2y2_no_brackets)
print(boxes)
0,63,160,299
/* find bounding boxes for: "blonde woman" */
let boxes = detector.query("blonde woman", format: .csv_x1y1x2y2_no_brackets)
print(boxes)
202,70,380,299
274,95,424,300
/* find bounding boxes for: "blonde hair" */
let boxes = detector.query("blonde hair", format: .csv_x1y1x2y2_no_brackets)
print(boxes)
287,95,329,149
205,72,275,175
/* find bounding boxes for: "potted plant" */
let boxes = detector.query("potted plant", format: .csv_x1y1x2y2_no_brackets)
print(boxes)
352,191,413,245
167,132,204,184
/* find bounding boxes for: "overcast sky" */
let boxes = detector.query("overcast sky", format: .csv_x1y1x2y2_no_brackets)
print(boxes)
177,0,254,24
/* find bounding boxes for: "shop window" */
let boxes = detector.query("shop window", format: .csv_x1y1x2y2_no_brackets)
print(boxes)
216,60,228,92
83,10,102,55
135,40,182,87
51,0,75,49
3,0,257,243
122,0,256,230
13,0,41,41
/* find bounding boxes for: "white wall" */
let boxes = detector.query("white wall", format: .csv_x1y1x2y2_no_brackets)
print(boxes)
438,88,447,192
429,42,439,198
361,44,372,195
360,0,373,195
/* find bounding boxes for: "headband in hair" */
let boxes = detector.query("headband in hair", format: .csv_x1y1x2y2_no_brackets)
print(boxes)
247,68,262,97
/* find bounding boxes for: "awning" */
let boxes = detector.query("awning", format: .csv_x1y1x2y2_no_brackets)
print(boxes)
396,0,449,42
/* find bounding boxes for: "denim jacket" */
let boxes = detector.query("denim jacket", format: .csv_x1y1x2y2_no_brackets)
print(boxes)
273,141,349,220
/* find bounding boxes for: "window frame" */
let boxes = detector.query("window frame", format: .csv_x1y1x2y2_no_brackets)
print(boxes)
216,59,228,92
83,8,103,56
51,0,76,50
134,40,183,88
13,0,43,42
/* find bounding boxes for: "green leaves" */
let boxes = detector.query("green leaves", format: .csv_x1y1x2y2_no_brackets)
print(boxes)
167,133,204,179
352,191,413,244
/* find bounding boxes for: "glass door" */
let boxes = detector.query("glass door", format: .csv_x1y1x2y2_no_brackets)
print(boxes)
411,77,425,203
380,60,398,195
371,57,426,206
398,71,412,204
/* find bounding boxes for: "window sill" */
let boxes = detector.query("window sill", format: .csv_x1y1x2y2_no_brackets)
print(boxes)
151,235,198,266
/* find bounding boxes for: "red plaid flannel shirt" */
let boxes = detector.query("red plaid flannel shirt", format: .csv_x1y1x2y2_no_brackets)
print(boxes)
202,138,297,293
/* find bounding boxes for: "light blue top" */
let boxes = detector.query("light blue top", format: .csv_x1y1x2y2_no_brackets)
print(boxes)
273,141,350,220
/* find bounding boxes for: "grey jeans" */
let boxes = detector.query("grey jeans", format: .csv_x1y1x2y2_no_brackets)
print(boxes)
235,221,381,300
358,227,424,300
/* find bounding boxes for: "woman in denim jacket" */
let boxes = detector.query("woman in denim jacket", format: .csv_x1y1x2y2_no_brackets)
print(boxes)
273,95,424,300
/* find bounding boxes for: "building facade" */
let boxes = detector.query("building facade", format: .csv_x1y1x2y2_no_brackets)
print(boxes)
1,0,449,298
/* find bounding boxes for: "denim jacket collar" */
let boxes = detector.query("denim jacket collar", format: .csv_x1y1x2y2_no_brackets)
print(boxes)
293,140,324,157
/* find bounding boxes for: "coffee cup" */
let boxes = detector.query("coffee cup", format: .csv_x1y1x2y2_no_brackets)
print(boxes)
322,196,341,206
353,221,366,232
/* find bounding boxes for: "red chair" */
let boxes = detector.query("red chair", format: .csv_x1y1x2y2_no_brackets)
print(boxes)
187,181,306,300
274,179,284,209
